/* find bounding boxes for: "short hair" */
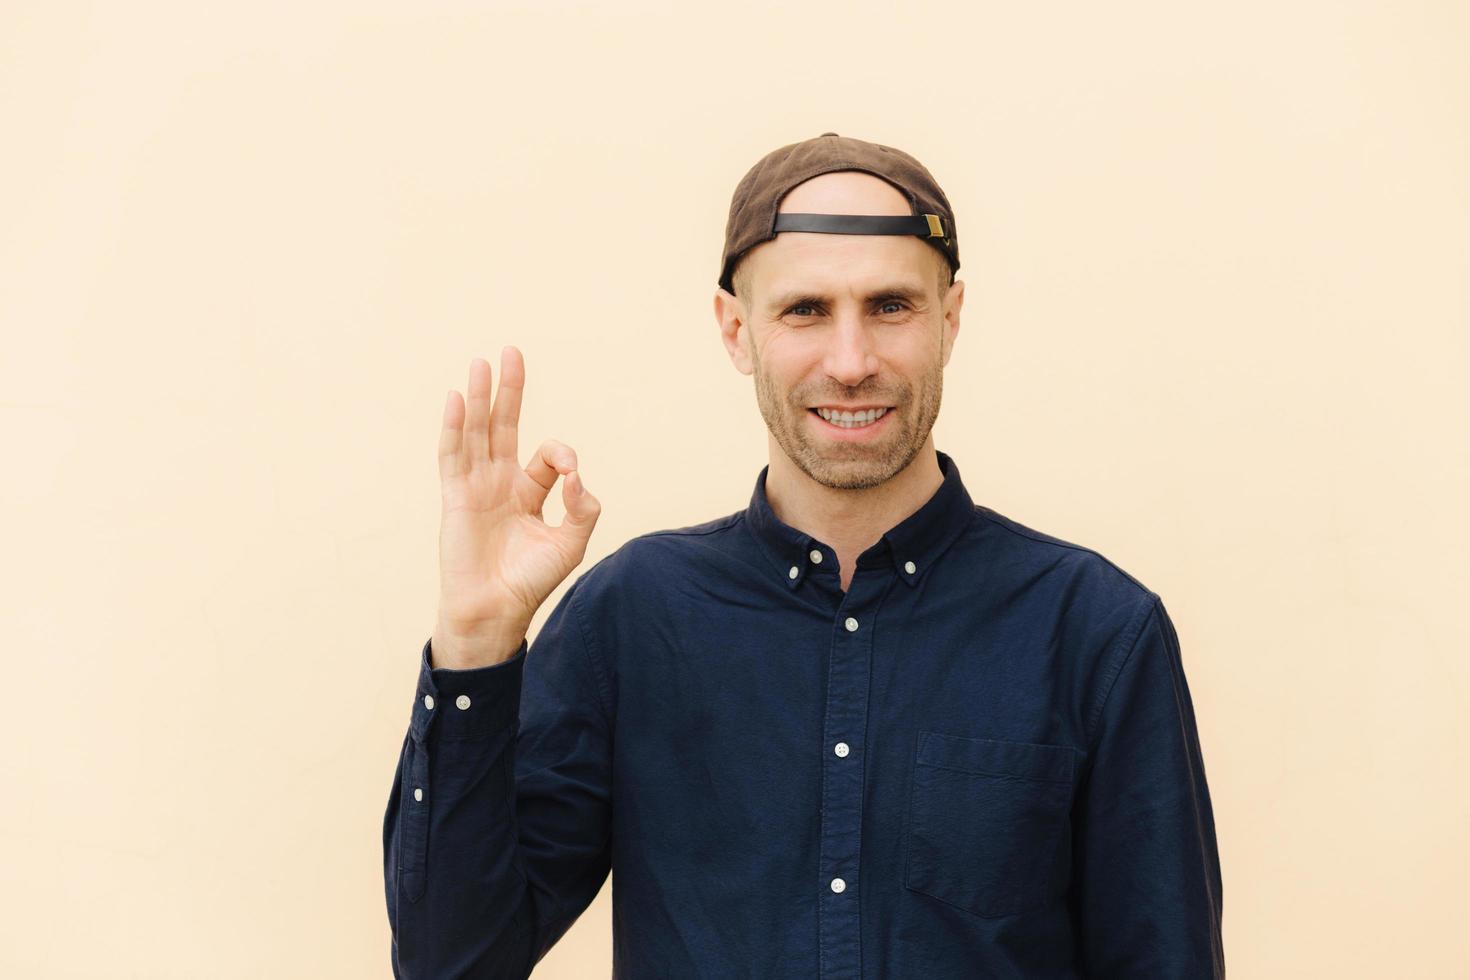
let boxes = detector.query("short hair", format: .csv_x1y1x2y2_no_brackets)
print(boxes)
731,246,954,305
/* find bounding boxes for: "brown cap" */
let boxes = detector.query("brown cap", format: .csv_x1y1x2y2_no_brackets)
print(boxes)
718,131,959,295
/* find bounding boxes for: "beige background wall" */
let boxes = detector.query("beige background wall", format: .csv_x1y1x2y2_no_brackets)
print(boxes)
2,1,1466,976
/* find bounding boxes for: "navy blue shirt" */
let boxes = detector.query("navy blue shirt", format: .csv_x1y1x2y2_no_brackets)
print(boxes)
383,449,1224,978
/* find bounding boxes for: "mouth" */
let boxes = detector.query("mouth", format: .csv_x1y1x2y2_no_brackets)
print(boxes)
807,405,893,436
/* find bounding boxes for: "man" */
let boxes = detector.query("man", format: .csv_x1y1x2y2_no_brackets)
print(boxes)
383,132,1225,978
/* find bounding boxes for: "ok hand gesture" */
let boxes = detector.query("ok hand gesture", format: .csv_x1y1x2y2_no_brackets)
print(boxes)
432,347,602,668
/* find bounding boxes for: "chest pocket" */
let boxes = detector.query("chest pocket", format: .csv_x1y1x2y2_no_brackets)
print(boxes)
903,731,1077,919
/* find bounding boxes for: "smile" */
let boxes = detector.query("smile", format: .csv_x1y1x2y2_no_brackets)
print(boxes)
813,406,888,426
808,406,892,433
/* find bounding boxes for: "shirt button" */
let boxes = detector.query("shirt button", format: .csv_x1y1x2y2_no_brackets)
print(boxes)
455,694,471,710
413,787,423,802
834,741,850,757
830,877,846,893
788,565,799,579
844,617,859,632
904,560,916,574
423,694,435,710
809,549,823,564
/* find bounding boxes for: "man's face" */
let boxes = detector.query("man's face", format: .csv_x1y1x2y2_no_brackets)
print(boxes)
715,171,964,491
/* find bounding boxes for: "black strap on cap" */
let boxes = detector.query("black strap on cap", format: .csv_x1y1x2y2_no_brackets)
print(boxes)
773,212,947,240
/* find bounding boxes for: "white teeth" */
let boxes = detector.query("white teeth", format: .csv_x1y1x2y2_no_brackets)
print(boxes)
816,406,888,427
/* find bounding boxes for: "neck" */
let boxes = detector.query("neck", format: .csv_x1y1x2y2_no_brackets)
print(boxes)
763,435,943,579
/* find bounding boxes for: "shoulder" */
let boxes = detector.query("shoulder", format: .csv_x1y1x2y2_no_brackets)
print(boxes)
969,505,1163,662
619,510,747,566
634,510,746,545
562,510,746,602
971,503,1159,607
970,505,1168,709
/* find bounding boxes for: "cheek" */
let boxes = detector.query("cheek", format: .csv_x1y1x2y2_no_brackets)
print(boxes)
756,349,815,392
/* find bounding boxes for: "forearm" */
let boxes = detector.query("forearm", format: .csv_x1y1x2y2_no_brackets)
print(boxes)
384,637,540,979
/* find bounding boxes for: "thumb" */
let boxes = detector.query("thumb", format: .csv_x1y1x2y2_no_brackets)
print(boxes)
557,470,601,543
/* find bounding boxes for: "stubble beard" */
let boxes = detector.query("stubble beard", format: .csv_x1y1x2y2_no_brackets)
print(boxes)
752,351,943,492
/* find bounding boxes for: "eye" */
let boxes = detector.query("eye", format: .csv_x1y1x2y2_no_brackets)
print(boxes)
785,303,819,318
879,301,906,314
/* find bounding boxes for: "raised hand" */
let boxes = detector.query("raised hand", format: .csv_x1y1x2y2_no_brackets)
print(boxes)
431,347,602,668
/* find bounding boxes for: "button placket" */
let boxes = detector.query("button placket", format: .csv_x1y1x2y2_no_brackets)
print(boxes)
817,577,890,978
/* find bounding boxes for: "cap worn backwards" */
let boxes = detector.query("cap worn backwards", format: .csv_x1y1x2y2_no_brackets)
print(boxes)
717,131,960,295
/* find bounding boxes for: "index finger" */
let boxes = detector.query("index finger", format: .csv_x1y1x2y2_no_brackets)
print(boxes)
490,345,524,462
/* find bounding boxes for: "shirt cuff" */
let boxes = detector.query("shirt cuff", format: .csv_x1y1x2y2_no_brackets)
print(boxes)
409,635,528,742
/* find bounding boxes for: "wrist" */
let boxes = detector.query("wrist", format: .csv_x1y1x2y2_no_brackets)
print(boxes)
431,616,527,670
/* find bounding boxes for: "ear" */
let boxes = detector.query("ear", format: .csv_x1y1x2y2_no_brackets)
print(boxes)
939,278,964,368
714,287,755,376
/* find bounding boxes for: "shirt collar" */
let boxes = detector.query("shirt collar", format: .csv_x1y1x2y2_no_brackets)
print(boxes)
743,449,976,590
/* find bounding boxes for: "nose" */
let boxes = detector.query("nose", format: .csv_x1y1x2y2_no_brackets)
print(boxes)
823,313,878,389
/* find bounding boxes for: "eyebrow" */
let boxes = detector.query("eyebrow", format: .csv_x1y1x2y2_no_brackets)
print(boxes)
766,284,929,314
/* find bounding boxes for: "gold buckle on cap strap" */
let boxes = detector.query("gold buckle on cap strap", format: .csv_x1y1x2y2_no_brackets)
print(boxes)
772,212,946,239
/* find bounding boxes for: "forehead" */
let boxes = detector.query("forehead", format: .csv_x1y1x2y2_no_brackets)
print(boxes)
750,233,936,301
744,230,944,304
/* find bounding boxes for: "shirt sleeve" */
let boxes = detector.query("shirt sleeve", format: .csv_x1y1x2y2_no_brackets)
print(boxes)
1071,596,1225,977
382,579,614,979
